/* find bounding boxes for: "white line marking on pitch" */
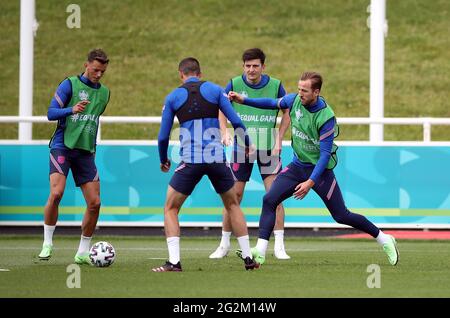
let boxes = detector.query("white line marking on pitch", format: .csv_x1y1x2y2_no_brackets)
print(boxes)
0,269,10,272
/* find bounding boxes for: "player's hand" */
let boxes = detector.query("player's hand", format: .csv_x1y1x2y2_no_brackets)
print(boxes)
272,138,282,157
160,160,171,172
228,91,244,104
72,100,90,114
221,130,232,146
293,179,315,200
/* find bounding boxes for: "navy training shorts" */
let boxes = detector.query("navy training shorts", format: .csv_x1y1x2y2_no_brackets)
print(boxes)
49,148,99,187
169,162,236,195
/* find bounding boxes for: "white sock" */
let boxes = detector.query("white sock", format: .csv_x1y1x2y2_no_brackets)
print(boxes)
255,238,269,256
43,224,56,246
220,231,232,248
274,230,285,250
77,235,92,255
167,236,180,265
376,230,391,245
236,235,251,259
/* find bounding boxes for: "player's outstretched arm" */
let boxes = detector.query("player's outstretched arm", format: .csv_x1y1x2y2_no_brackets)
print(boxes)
228,91,281,110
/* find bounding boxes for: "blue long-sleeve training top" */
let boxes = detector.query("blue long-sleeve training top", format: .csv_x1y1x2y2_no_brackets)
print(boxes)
158,77,249,164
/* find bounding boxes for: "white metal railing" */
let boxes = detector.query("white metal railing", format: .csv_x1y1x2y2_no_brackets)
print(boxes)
0,115,449,143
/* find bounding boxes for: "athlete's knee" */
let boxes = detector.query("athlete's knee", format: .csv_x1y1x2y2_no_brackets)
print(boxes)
165,199,181,212
331,209,351,224
49,190,64,204
220,188,240,209
224,196,240,212
163,203,181,219
262,193,278,212
87,197,101,213
222,197,241,220
235,191,244,203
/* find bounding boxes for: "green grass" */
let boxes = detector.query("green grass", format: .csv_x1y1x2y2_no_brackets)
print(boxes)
1,235,449,298
0,0,449,141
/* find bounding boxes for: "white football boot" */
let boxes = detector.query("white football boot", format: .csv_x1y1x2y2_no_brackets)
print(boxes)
274,247,291,260
209,246,230,259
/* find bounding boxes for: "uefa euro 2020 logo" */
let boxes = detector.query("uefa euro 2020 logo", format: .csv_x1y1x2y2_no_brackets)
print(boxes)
79,90,89,101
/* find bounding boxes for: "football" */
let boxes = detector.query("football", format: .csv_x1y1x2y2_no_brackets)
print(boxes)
89,241,116,267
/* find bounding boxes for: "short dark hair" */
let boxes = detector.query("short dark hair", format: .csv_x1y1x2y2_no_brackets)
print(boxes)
300,71,323,91
178,57,201,75
87,49,109,64
242,48,266,64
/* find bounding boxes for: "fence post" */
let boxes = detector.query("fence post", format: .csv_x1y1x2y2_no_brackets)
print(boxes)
19,0,37,141
423,121,431,142
369,0,387,142
97,121,102,141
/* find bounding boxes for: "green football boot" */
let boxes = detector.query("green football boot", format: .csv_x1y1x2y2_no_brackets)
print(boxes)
74,253,92,265
235,247,266,265
250,247,265,265
383,235,399,266
38,244,53,260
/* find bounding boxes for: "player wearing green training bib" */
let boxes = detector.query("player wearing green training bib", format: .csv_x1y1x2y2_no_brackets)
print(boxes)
63,76,109,152
210,48,291,260
38,49,110,265
229,71,399,267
